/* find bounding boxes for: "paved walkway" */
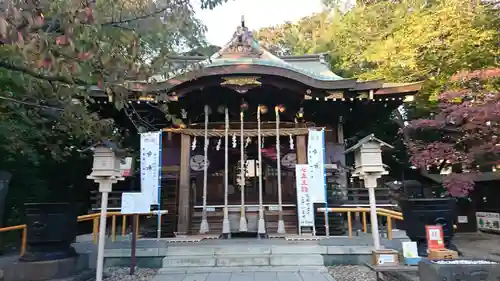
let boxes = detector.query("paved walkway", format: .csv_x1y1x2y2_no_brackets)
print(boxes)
152,271,335,281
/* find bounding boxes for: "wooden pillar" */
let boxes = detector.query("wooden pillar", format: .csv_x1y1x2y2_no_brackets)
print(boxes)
296,135,307,164
177,134,191,235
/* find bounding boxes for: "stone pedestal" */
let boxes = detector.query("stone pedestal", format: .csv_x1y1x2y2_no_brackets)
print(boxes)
4,255,92,281
418,259,500,281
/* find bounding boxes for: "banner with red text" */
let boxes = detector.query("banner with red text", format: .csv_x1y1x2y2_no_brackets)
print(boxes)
295,164,315,227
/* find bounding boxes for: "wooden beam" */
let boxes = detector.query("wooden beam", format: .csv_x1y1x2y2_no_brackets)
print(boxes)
177,134,191,235
296,136,307,164
163,127,329,137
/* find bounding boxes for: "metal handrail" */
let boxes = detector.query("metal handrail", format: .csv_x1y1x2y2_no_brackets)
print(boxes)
0,207,403,256
317,207,404,239
0,211,165,256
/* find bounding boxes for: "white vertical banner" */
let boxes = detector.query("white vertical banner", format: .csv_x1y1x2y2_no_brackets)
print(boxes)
307,129,327,203
140,131,162,204
295,165,315,227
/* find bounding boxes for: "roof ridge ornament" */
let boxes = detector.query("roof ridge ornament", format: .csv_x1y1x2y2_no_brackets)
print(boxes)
220,17,262,58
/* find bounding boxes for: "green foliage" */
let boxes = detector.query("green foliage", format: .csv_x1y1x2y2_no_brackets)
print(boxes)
0,0,229,224
256,0,499,183
257,0,499,99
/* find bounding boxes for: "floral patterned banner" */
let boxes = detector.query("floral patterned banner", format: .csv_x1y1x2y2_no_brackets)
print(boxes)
140,131,162,205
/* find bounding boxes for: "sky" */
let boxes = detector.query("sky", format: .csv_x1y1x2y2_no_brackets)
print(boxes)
193,0,325,46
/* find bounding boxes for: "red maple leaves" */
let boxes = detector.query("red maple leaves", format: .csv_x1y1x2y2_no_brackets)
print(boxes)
406,73,500,196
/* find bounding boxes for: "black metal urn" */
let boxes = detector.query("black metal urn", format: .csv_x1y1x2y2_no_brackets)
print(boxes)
399,198,457,256
20,203,78,262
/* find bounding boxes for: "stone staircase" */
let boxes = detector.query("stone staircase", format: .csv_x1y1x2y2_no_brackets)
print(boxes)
157,244,327,274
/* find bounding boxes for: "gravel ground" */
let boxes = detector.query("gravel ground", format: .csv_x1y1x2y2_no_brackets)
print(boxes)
328,266,377,281
104,267,158,281
102,266,383,281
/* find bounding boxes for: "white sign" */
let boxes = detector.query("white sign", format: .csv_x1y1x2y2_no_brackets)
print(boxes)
428,228,441,240
120,157,134,177
295,165,315,227
307,129,327,203
402,241,419,258
140,131,162,204
121,192,151,214
378,254,396,265
476,212,500,231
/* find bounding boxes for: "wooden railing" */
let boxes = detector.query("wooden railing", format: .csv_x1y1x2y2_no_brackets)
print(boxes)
0,208,403,256
317,207,404,240
0,211,162,256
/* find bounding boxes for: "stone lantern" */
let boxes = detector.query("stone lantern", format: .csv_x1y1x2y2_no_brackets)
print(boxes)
345,134,393,249
87,140,124,183
83,141,125,281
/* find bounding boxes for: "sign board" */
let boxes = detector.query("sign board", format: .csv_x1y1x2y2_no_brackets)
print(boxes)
476,212,500,231
457,215,468,224
295,165,315,228
121,192,151,214
402,241,419,258
120,157,134,177
377,254,396,265
140,131,162,204
425,225,445,250
307,129,327,203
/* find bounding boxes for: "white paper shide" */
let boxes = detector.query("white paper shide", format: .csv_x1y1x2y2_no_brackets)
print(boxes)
295,165,314,227
307,129,327,203
140,131,162,204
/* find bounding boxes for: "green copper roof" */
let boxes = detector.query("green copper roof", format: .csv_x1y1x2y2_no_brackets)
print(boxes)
207,57,344,81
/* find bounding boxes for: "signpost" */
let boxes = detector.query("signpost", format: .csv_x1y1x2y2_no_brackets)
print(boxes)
121,192,150,275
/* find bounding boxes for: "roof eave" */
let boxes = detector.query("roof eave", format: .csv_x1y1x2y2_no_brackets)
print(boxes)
374,81,424,95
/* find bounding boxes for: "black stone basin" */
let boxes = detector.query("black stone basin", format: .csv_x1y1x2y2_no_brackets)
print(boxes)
20,203,78,262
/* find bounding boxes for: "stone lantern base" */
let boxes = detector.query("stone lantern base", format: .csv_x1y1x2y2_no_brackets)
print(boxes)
4,255,94,281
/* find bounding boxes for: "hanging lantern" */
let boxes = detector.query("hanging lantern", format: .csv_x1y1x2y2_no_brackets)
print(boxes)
258,105,268,114
275,104,286,113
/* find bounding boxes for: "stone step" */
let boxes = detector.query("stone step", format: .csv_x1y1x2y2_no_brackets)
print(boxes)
162,256,216,267
161,254,324,268
158,265,329,274
270,254,324,266
162,244,324,256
